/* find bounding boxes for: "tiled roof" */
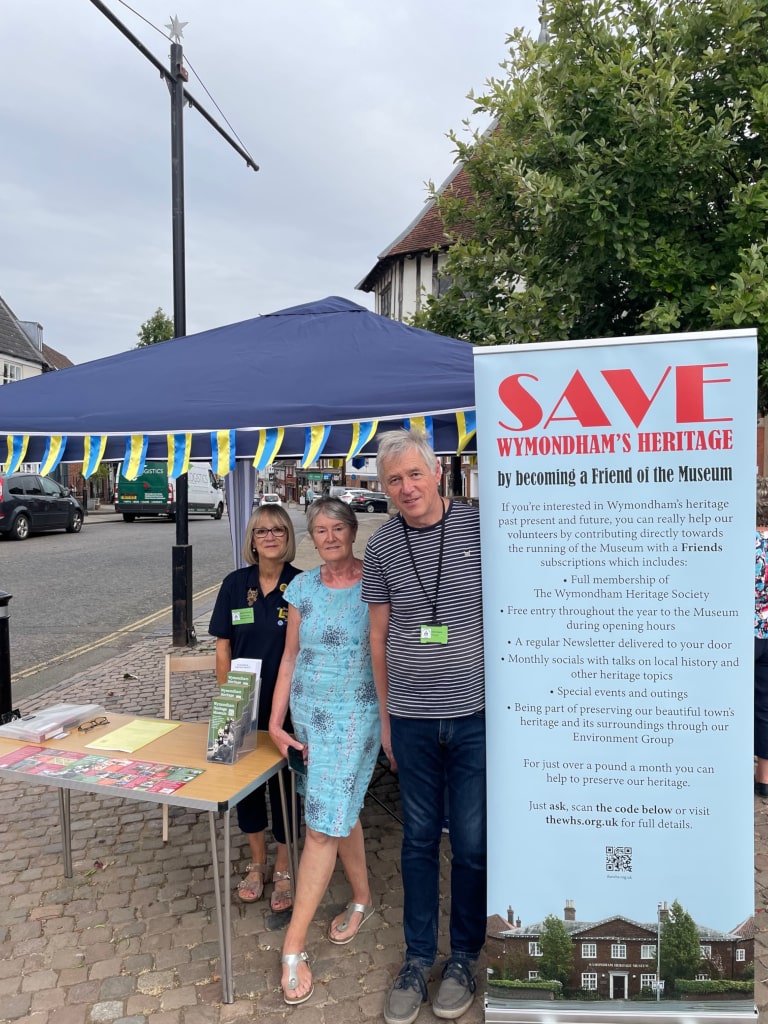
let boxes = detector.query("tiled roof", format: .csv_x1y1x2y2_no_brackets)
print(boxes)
487,913,515,937
731,915,755,940
356,162,475,292
501,913,738,942
42,343,74,370
0,295,45,367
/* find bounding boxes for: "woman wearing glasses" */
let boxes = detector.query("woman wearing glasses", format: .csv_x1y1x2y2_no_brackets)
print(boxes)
269,497,379,1005
209,505,300,912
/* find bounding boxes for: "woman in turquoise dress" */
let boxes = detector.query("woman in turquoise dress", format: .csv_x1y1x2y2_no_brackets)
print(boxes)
269,497,380,1005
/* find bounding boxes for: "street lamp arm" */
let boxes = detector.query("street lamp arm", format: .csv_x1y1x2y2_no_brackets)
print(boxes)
87,0,259,172
183,88,259,171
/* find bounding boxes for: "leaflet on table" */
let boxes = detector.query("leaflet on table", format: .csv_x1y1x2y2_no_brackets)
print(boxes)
0,744,204,792
206,696,243,764
230,658,262,722
85,719,180,753
0,703,106,742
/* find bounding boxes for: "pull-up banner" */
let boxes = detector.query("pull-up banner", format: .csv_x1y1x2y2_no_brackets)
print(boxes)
475,330,756,1023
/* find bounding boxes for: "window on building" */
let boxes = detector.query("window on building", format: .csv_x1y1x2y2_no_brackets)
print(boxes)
437,272,454,297
581,973,598,991
736,949,746,962
528,971,539,980
379,283,392,319
581,943,597,958
641,945,656,959
610,944,627,959
2,362,21,384
640,974,657,990
529,942,542,957
700,945,712,959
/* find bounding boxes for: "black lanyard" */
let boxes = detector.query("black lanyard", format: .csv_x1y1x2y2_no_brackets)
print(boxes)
399,500,447,624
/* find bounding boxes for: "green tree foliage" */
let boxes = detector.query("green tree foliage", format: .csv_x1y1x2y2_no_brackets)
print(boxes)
412,0,768,407
539,913,574,985
136,307,174,348
659,899,702,987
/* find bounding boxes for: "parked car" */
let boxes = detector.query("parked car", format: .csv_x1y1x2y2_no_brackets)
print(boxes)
0,472,84,540
336,489,367,503
259,493,282,507
348,491,389,513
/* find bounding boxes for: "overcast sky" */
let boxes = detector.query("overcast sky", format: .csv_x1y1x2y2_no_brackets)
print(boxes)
0,0,539,364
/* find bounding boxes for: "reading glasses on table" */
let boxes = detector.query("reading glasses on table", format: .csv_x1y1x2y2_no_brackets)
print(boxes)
77,716,110,733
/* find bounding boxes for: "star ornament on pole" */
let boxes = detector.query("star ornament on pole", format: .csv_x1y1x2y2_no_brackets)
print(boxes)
166,14,188,44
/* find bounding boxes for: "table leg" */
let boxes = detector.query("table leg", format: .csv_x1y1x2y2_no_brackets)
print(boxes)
209,809,234,1003
278,768,299,896
58,788,72,877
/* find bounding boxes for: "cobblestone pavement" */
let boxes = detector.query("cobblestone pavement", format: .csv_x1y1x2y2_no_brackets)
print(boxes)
0,516,764,1022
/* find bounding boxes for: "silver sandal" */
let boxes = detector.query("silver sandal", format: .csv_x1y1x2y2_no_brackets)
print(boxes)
281,951,313,1005
327,901,375,945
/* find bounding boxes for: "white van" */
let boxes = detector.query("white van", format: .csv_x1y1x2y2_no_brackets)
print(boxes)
114,461,225,522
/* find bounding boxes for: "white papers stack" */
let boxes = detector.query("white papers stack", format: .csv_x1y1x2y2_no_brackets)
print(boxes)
0,703,107,743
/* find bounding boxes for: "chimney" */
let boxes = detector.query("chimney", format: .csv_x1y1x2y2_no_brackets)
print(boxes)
507,906,515,926
564,899,576,921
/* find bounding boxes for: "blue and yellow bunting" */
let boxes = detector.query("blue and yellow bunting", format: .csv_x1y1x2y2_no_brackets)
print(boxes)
211,429,236,477
39,435,67,477
82,435,107,479
167,433,192,479
346,420,378,460
300,425,331,469
456,411,477,455
252,428,284,470
404,416,433,448
122,434,149,481
3,434,29,474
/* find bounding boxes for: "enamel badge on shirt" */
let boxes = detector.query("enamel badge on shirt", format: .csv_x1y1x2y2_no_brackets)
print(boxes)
420,624,448,644
232,607,255,625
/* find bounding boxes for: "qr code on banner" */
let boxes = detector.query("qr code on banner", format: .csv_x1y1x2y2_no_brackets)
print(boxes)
606,846,632,873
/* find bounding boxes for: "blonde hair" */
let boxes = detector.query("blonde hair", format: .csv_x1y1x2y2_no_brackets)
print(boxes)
242,505,296,565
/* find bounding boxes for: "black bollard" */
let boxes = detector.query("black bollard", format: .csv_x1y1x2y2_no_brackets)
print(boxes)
0,591,14,719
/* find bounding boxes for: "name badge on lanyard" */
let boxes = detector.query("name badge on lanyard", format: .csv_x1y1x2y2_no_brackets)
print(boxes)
403,501,449,647
421,623,448,644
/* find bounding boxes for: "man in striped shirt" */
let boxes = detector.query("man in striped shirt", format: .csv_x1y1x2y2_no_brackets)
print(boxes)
362,429,486,1024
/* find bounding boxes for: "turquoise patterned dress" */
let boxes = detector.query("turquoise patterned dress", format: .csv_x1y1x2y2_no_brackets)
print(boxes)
285,568,380,837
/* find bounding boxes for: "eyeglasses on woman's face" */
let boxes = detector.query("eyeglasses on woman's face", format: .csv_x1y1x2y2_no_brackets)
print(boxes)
253,526,287,539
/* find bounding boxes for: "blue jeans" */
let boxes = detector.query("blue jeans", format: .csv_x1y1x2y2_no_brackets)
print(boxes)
755,638,768,759
390,713,487,966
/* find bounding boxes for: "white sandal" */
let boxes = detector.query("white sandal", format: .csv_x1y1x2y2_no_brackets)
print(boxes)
281,951,313,1005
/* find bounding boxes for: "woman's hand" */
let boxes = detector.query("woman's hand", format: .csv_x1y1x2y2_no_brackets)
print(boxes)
380,715,397,773
268,722,305,761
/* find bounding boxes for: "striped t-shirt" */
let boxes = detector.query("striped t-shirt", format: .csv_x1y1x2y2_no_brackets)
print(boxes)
362,501,484,718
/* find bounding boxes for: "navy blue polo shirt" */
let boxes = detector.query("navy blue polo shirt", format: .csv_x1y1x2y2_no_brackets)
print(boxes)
208,562,301,730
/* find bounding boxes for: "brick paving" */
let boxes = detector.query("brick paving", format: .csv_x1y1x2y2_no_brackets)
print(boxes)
0,514,764,1022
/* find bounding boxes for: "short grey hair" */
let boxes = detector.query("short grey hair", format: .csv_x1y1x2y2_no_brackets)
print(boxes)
306,496,358,536
376,429,440,479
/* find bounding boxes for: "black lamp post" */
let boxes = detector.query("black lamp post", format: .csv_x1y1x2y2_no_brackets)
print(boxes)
87,2,258,645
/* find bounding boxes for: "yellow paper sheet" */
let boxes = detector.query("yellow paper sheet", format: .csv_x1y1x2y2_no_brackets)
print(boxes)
85,719,180,753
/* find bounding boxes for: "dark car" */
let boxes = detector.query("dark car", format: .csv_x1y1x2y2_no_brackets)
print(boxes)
0,472,84,540
348,491,389,514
